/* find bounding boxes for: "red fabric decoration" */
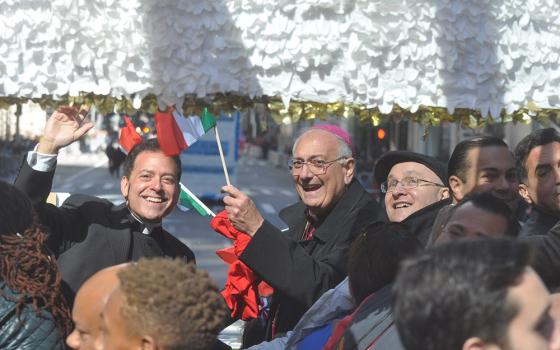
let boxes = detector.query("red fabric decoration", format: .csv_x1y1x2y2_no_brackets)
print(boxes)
118,115,142,153
154,107,187,156
211,210,273,320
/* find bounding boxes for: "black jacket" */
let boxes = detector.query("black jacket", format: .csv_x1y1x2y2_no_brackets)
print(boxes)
15,160,195,303
0,282,65,350
400,199,450,247
526,219,560,289
521,208,558,237
240,179,379,339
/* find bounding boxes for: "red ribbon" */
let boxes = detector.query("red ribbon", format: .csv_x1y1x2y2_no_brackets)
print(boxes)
211,210,273,320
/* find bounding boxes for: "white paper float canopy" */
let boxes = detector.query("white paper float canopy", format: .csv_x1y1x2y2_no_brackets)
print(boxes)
1,0,559,125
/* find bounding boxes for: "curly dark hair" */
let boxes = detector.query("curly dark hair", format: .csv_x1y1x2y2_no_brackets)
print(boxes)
117,258,228,350
0,181,72,336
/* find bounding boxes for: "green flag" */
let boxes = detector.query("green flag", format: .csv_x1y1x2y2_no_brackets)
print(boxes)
177,182,215,217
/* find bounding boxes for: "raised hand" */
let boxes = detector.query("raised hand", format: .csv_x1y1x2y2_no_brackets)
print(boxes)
38,105,94,154
222,185,264,237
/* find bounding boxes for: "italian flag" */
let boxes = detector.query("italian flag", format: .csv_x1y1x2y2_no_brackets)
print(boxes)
178,182,215,217
155,107,217,156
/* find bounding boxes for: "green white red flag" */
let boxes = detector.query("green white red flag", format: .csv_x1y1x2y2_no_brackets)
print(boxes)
155,107,217,156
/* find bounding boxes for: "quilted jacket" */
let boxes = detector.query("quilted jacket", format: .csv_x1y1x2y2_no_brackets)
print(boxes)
0,282,66,350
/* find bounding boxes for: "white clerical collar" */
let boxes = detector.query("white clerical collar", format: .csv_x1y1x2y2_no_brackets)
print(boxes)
129,209,162,235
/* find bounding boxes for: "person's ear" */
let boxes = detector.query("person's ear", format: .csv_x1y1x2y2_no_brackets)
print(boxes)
120,176,130,200
462,337,501,350
343,157,355,185
448,175,465,201
141,335,157,350
439,187,450,200
518,183,533,205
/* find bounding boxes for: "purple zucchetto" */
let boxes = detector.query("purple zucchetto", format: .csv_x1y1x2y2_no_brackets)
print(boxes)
310,124,353,149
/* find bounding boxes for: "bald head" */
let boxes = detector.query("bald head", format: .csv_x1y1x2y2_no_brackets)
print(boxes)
66,264,128,350
293,128,352,159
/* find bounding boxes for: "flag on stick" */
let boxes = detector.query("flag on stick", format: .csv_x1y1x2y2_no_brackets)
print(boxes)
215,125,231,186
118,115,143,153
155,107,217,156
178,182,215,217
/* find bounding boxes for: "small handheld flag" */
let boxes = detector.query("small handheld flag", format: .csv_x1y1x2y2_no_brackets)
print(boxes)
178,182,216,217
118,116,143,153
155,107,217,156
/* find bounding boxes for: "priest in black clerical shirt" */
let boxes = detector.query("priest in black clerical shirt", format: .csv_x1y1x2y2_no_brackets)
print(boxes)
15,106,194,304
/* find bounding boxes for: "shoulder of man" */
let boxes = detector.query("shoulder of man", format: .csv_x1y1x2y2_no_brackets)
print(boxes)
341,181,380,225
279,201,307,227
60,193,113,206
340,286,396,349
59,193,116,213
58,194,123,228
342,179,379,210
159,228,196,263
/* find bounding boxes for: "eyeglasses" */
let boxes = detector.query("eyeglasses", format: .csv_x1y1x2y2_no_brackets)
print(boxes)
288,156,348,175
381,176,445,193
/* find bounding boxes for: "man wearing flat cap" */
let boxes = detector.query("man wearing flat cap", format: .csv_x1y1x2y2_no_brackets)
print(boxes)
222,125,379,340
243,151,450,349
375,151,450,245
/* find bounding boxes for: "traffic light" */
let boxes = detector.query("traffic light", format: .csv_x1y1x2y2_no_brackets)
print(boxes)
371,123,390,158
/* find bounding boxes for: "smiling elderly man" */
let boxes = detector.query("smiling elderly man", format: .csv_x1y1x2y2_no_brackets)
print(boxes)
222,125,379,340
374,151,450,245
242,150,448,349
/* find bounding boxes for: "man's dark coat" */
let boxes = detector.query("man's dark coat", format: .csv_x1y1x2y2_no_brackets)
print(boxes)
400,198,451,247
15,161,195,302
240,179,379,339
521,207,558,237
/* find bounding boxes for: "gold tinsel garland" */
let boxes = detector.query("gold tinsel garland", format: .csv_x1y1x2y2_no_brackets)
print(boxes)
0,94,558,130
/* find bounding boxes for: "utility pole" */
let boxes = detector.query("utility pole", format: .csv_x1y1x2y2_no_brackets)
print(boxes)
15,103,21,140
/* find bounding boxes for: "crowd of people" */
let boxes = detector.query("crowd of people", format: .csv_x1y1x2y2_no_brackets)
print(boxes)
2,105,560,350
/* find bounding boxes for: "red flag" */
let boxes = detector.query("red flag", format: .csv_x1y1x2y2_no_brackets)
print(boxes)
118,116,142,153
155,108,187,156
